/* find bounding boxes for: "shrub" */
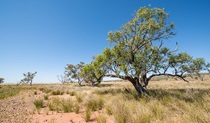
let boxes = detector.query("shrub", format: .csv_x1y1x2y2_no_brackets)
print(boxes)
39,88,52,93
69,91,75,96
52,90,64,95
44,95,49,100
48,97,61,111
34,99,44,109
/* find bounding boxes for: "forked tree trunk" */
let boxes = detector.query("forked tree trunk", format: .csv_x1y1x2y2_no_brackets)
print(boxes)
130,79,148,95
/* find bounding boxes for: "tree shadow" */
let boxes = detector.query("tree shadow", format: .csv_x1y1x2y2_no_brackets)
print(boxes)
148,88,209,103
95,87,210,102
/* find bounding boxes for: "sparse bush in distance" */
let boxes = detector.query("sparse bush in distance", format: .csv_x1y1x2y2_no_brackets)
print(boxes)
39,88,52,93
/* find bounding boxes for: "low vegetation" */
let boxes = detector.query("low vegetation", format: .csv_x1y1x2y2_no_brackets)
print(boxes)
0,85,33,100
1,75,210,123
33,99,44,109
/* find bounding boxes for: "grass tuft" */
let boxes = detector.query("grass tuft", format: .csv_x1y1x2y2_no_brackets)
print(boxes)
75,93,83,103
33,99,44,109
96,113,106,123
84,108,92,122
85,95,104,111
44,95,49,100
62,98,73,113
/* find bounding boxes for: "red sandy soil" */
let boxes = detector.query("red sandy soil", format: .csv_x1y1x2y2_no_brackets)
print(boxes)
32,110,114,123
0,90,114,123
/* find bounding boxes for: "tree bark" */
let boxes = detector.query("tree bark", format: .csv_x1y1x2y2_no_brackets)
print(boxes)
130,79,148,95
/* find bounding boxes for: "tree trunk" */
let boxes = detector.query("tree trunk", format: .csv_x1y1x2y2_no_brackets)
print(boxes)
30,80,32,86
130,79,148,95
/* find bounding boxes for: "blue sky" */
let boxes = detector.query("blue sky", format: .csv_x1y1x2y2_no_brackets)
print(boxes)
1,0,210,83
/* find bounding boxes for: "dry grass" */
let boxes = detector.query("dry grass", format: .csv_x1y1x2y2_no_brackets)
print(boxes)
1,74,210,123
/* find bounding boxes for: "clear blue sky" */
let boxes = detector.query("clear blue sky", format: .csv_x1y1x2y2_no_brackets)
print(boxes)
1,0,210,83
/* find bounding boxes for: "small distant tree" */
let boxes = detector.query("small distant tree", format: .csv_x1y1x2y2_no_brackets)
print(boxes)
65,62,85,85
0,78,4,84
81,56,105,86
19,72,37,86
57,75,71,84
65,61,105,86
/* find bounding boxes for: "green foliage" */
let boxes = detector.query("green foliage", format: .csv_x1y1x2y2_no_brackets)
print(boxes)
0,78,4,84
81,61,104,86
65,62,84,85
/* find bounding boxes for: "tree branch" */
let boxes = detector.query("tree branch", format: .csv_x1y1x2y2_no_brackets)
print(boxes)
148,73,189,82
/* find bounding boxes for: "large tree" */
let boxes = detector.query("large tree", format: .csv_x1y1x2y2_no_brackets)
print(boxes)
19,72,37,86
90,7,210,94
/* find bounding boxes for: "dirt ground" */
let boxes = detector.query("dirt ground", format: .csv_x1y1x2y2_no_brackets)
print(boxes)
0,90,35,123
0,89,114,123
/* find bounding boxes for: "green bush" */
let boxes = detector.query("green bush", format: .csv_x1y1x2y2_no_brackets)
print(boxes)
52,90,64,95
34,99,44,109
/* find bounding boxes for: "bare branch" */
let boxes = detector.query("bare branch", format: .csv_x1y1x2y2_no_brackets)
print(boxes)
168,42,178,54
